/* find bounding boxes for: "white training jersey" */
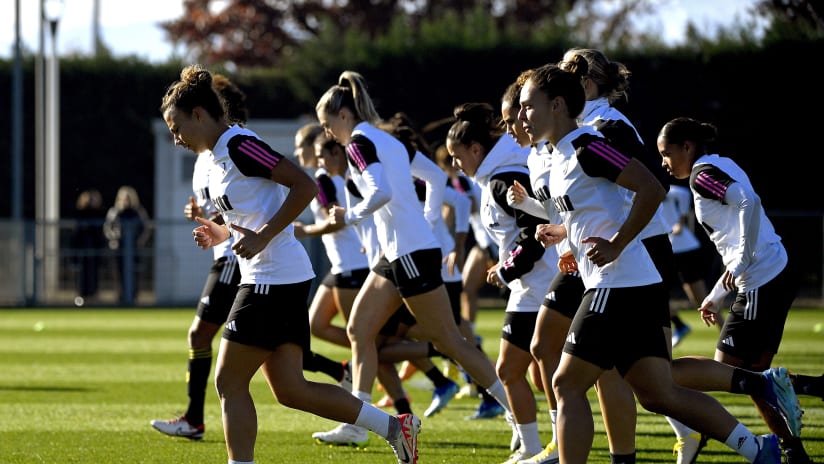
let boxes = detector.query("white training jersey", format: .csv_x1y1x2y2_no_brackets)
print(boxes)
549,125,660,289
473,134,556,312
344,122,439,262
460,175,497,251
207,125,315,285
192,152,234,261
414,178,470,283
659,184,702,254
310,167,370,274
343,174,382,269
580,97,670,239
690,154,787,293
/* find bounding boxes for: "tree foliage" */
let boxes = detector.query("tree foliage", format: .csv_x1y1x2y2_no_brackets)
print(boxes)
756,0,824,41
160,0,674,69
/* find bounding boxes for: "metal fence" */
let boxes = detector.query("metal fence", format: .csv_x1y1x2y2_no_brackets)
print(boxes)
0,217,330,308
1,212,822,308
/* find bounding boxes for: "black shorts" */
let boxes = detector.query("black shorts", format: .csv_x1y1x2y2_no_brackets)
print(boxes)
642,233,676,324
672,248,705,284
320,267,370,289
543,271,585,319
445,280,462,325
372,248,444,298
717,261,799,363
565,284,671,376
222,280,312,352
196,257,241,325
502,311,538,352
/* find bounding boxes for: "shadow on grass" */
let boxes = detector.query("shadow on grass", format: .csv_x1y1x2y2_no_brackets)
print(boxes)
0,385,94,392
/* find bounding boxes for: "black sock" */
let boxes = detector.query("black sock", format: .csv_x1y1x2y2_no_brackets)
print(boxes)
790,373,824,399
424,366,451,388
730,368,767,396
781,437,810,460
394,397,412,415
671,316,688,330
303,351,344,383
185,347,212,426
479,385,495,402
610,452,636,464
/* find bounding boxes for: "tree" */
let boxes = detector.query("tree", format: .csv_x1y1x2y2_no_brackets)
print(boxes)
756,0,824,40
160,0,670,69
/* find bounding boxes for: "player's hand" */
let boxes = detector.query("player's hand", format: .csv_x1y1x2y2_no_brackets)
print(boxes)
184,196,201,221
193,216,229,249
581,236,620,267
230,223,269,259
558,251,578,273
698,301,719,327
292,221,306,239
328,205,346,227
485,264,505,288
535,223,566,248
507,180,527,206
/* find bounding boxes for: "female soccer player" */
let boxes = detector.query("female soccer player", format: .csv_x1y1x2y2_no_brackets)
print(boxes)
160,64,418,464
520,63,782,464
658,116,819,463
315,70,511,446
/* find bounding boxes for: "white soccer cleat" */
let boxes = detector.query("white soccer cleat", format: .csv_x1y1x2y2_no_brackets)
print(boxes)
518,442,559,464
387,413,420,464
502,446,539,464
312,423,369,447
150,415,204,440
672,432,708,464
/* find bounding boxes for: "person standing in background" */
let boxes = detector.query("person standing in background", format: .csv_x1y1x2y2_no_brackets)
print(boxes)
103,185,151,306
72,188,105,307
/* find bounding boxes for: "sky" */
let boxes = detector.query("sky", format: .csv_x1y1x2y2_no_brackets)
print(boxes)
1,0,763,63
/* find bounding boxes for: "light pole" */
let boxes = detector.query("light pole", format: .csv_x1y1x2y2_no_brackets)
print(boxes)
37,0,64,302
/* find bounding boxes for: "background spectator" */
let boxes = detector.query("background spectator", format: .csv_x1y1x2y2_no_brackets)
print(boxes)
104,185,151,305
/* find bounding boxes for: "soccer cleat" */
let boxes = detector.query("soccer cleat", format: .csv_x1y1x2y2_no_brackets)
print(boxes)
312,423,369,447
443,359,461,383
150,415,204,440
671,325,692,347
339,360,352,392
753,434,781,464
502,447,538,464
762,367,804,437
505,411,521,452
465,399,505,420
783,444,814,464
375,394,395,408
672,433,708,464
387,413,420,464
456,382,475,399
518,441,559,464
398,361,418,382
423,380,460,417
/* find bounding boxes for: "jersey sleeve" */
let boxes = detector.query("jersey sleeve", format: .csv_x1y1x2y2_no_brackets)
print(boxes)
689,164,735,204
573,133,630,182
593,118,670,189
227,135,284,178
489,171,547,283
316,173,339,208
345,134,380,174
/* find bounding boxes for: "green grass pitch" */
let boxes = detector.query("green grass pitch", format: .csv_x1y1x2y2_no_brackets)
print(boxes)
0,306,821,463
